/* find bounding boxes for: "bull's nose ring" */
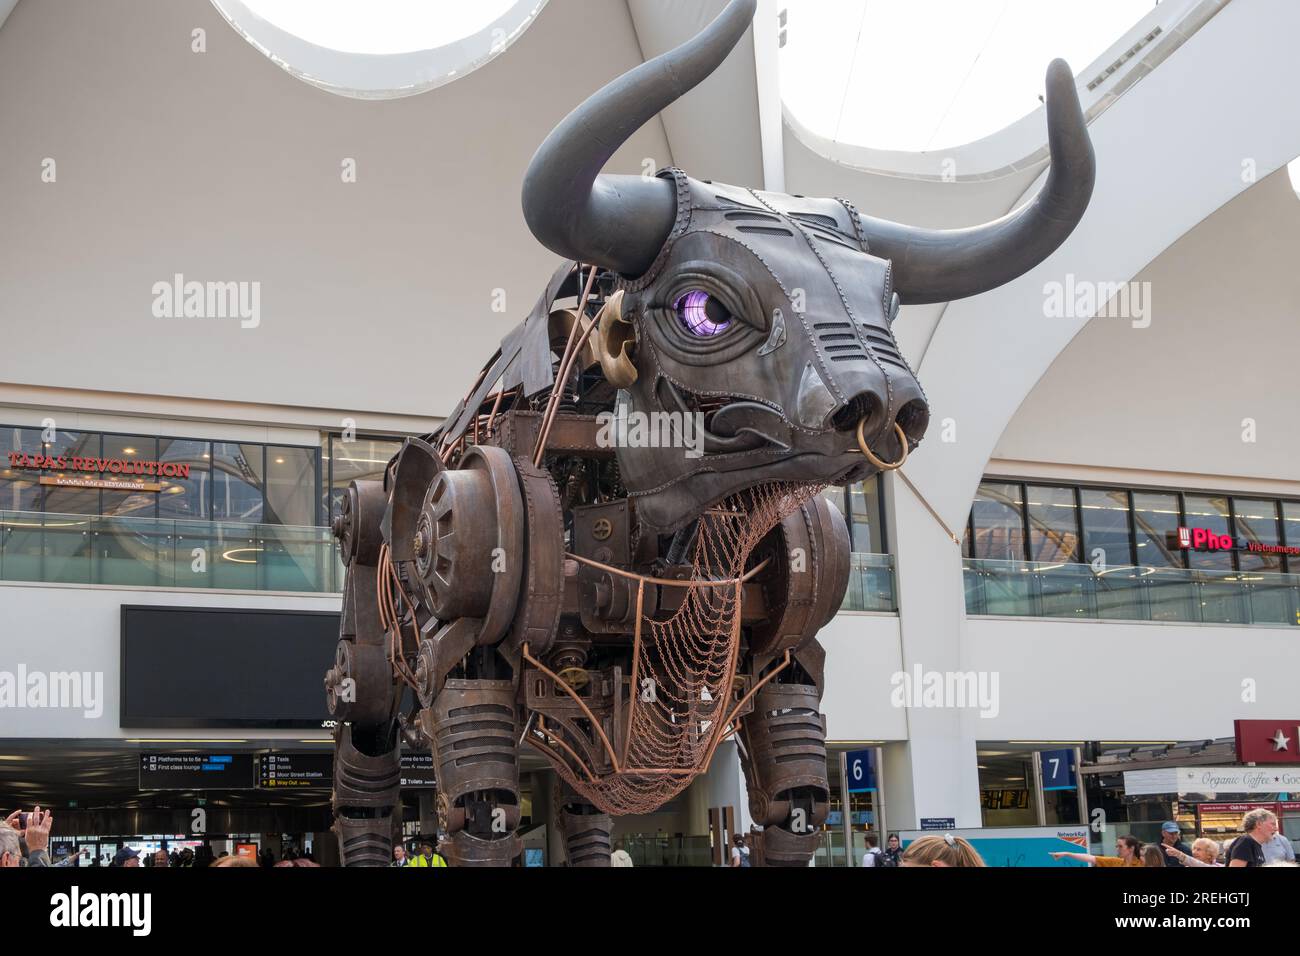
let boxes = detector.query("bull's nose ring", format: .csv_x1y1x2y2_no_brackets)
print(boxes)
856,418,909,471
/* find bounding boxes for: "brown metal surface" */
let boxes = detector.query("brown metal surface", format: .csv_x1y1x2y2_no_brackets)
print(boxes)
504,459,565,658
413,445,524,644
496,411,614,461
748,494,851,657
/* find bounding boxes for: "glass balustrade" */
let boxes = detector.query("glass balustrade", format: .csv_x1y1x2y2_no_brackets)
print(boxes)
1,508,901,609
964,558,1300,626
840,552,898,612
0,510,344,593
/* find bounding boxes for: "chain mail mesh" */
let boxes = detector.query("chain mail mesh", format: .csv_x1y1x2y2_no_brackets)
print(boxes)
532,480,825,815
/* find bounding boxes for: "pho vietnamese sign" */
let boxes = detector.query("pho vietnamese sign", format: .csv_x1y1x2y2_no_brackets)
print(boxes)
1168,525,1300,558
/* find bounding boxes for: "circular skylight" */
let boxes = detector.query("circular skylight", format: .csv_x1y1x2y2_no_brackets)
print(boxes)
211,0,549,99
780,0,1155,153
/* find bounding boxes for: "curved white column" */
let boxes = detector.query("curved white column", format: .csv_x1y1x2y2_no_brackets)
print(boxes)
875,0,1300,830
910,0,1300,529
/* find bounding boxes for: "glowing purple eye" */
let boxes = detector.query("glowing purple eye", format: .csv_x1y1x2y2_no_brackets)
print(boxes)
675,290,731,336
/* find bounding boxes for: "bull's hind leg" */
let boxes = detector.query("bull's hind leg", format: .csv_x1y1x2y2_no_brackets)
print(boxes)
326,478,404,866
738,642,831,867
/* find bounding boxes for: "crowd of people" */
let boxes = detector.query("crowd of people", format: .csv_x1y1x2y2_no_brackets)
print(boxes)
845,807,1298,869
1049,809,1296,868
0,804,321,868
3,802,1296,869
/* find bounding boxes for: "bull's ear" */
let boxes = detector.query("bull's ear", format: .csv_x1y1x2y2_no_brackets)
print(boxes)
859,59,1095,305
594,292,638,388
521,0,757,276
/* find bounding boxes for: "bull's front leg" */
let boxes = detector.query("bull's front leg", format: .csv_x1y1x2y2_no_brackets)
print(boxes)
421,658,522,867
738,641,831,866
738,493,848,866
331,719,403,866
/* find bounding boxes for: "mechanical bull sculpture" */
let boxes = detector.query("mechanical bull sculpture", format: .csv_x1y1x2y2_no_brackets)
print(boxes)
324,0,1094,866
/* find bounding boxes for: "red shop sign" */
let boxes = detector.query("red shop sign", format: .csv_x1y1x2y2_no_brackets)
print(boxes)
7,451,190,480
1235,719,1300,764
1169,525,1300,557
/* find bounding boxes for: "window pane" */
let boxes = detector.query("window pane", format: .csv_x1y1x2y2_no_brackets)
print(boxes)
328,436,400,520
34,431,101,516
212,443,264,523
157,439,210,519
1183,494,1233,571
1026,485,1079,563
1284,503,1300,575
100,435,158,518
846,475,886,553
265,446,318,527
1132,491,1183,569
821,485,846,525
1080,488,1132,571
971,482,1024,560
1233,498,1282,572
0,426,43,512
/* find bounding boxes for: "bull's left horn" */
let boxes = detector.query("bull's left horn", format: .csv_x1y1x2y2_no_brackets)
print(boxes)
521,0,757,277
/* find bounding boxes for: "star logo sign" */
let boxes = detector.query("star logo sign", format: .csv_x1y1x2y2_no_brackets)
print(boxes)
1269,728,1292,752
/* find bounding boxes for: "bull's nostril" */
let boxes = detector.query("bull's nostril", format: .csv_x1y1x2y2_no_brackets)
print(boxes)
832,391,883,433
895,399,930,445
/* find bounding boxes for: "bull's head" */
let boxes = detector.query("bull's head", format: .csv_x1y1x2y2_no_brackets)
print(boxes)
521,0,1094,531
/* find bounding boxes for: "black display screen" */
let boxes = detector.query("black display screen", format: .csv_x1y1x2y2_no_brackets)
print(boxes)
120,605,339,729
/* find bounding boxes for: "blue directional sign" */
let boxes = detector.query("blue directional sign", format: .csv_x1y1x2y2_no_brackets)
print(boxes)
1040,749,1077,791
845,748,877,793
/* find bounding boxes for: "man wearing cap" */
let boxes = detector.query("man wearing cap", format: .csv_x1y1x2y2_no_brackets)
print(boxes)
1158,822,1192,867
111,846,141,867
407,841,447,867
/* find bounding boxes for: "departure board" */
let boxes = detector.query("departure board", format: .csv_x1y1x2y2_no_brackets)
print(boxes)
138,752,256,790
257,753,334,789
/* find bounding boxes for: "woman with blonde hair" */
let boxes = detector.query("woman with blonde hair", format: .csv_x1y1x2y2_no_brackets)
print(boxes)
1164,837,1223,867
900,833,986,867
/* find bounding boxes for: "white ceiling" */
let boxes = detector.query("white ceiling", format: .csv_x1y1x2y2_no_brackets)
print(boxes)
0,0,1287,447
